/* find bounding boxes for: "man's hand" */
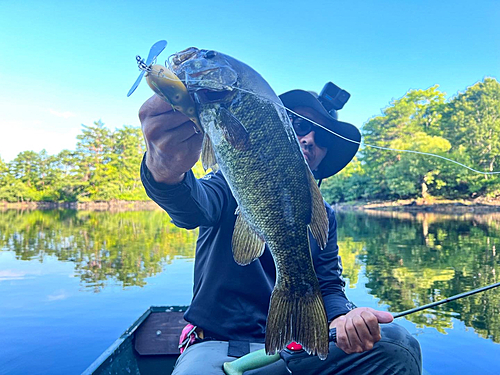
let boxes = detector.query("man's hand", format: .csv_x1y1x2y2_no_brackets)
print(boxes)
139,95,204,185
330,307,393,354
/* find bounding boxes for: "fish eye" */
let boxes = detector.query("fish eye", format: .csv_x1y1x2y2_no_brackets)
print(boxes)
205,50,217,59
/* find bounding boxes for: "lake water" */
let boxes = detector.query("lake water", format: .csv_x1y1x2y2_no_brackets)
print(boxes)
0,208,499,374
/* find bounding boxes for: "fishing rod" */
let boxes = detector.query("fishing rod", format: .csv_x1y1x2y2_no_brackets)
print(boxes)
392,280,500,318
223,281,500,375
326,281,500,342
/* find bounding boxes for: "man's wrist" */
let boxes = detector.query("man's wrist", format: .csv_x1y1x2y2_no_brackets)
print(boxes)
145,155,186,185
150,171,186,185
142,157,186,189
329,314,345,328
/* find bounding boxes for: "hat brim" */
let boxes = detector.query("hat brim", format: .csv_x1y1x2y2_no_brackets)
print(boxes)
279,90,361,179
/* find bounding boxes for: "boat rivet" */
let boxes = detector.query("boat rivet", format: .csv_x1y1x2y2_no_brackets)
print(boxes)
156,330,162,336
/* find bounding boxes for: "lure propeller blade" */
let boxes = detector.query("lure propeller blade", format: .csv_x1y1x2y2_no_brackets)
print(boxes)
127,40,168,97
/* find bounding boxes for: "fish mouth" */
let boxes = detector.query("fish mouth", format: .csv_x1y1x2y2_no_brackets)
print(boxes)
170,50,238,93
169,47,200,67
188,68,219,78
194,88,235,104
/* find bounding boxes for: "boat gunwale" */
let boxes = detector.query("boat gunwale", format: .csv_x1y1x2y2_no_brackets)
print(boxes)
82,305,188,374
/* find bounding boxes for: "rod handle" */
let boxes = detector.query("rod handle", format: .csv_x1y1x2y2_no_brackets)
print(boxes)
222,349,280,375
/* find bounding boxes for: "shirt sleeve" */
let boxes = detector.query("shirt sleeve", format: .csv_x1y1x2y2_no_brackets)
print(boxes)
140,153,230,229
314,205,356,322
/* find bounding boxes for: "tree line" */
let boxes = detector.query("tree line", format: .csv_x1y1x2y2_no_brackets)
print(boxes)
1,78,499,203
321,77,500,202
0,122,149,202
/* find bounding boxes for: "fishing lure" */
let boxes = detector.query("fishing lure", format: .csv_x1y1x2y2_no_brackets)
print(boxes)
128,40,202,132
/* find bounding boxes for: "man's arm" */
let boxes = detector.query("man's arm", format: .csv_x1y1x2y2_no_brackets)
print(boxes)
141,160,231,229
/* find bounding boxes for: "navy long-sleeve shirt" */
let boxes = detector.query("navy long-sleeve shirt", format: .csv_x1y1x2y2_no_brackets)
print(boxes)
141,156,354,342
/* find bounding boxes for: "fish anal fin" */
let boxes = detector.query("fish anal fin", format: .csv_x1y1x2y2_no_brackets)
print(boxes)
232,212,265,265
308,170,329,249
201,134,218,171
219,107,251,151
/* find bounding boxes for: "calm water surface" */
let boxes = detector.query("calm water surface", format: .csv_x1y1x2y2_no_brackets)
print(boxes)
0,209,499,374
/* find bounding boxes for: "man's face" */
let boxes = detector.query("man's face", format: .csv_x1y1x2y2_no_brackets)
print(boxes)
291,107,328,172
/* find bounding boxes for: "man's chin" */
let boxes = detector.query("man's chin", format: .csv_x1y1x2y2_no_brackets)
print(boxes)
304,153,313,164
305,157,315,170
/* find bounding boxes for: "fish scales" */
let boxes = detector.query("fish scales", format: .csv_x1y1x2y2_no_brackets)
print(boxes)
214,94,311,233
168,48,330,359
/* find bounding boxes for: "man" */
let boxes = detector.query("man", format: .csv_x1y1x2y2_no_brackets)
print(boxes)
139,84,422,374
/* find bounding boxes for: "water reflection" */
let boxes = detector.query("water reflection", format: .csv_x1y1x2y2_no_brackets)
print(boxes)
0,209,197,291
336,210,500,343
1,208,498,343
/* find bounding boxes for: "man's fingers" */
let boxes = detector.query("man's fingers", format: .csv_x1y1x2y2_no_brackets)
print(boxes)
352,315,374,351
345,317,363,353
360,310,381,339
367,308,394,324
139,95,173,122
142,110,195,144
155,121,200,146
334,316,351,353
138,93,203,185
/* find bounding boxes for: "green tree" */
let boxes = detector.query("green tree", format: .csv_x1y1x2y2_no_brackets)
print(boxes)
361,86,448,199
8,151,44,201
0,157,8,194
384,132,451,198
52,149,85,201
320,157,369,202
440,78,500,196
111,125,148,200
76,120,118,201
0,157,28,202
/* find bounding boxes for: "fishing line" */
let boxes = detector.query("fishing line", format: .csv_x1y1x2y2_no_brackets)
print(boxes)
285,108,500,176
150,67,500,176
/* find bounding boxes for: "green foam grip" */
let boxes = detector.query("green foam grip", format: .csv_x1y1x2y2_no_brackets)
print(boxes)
223,349,281,375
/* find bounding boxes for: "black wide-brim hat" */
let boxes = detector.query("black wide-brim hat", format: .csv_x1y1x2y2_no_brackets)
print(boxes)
279,89,361,180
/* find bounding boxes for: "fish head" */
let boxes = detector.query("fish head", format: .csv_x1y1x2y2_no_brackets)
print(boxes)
169,47,279,107
169,47,239,104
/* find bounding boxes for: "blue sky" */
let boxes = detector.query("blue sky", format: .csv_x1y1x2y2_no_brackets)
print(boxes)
1,0,498,162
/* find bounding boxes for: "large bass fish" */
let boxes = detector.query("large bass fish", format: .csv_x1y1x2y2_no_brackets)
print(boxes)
148,47,330,359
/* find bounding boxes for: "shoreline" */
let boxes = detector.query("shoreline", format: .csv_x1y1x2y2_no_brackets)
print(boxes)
1,198,499,214
332,198,500,214
0,200,160,212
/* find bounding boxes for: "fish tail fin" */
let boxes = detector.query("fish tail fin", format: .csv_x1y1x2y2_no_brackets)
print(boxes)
265,282,329,360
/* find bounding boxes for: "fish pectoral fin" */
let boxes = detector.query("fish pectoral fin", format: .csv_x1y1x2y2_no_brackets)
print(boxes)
232,212,265,265
308,170,329,249
201,134,218,171
219,107,251,151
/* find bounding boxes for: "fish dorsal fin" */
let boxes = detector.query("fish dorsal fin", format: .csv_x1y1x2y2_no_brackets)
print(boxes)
219,107,251,151
201,134,218,171
307,170,329,249
232,210,265,265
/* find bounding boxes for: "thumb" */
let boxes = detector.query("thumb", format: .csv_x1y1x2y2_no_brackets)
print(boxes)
369,308,394,324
